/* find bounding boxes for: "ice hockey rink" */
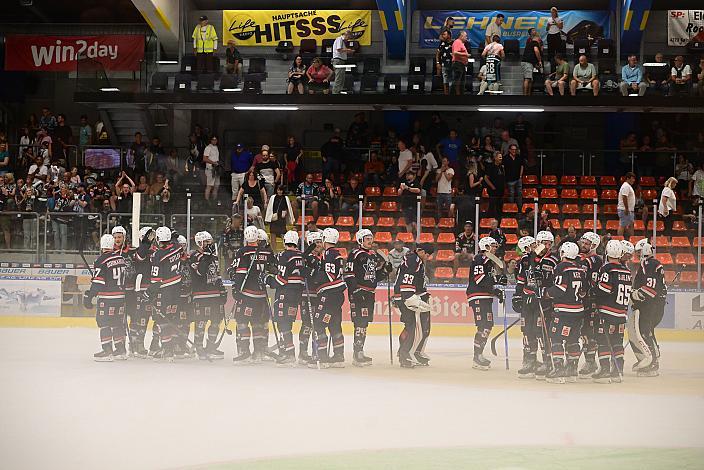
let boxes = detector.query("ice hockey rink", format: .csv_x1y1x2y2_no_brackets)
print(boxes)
1,326,703,469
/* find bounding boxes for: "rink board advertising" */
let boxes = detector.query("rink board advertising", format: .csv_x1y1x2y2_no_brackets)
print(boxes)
222,10,372,46
419,10,611,48
0,276,62,317
3,34,145,71
667,10,704,46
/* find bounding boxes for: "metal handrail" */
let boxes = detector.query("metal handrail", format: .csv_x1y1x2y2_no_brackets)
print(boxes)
0,211,41,262
43,211,103,255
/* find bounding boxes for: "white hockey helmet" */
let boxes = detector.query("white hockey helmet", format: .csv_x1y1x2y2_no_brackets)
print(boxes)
177,235,187,247
138,226,153,238
356,228,373,245
581,231,601,250
283,230,299,246
605,239,623,259
322,227,339,245
100,234,115,251
244,225,259,244
306,230,323,246
518,236,536,252
195,231,212,248
635,238,653,258
478,236,498,251
560,241,579,260
155,226,172,243
620,240,635,256
257,228,268,243
111,225,126,236
536,230,554,244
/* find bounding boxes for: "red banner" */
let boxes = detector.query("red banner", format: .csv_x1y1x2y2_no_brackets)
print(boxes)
4,35,145,72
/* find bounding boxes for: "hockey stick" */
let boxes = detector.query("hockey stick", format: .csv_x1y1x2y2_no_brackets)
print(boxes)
490,317,520,356
387,280,393,365
303,276,320,369
536,296,556,371
501,292,509,370
214,300,236,349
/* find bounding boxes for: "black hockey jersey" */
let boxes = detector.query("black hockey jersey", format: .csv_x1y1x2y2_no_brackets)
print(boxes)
485,54,502,83
393,251,428,300
230,245,275,299
150,243,182,289
345,247,382,294
133,243,155,291
272,248,305,295
189,250,220,300
633,257,666,300
536,252,559,290
579,253,603,293
315,247,346,295
516,252,539,297
179,250,192,298
595,261,633,318
547,260,586,314
466,253,496,301
89,252,127,299
455,232,475,254
114,244,137,290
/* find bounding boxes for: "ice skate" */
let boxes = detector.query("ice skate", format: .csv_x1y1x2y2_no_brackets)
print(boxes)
565,361,578,383
206,342,225,360
275,353,296,367
579,360,598,379
546,364,565,384
112,344,128,361
232,349,251,365
472,354,491,371
413,353,430,367
517,358,537,379
329,353,345,368
592,368,612,384
130,344,149,359
298,352,314,366
399,357,415,369
535,361,550,380
353,351,373,367
637,361,659,377
93,350,113,362
632,356,652,371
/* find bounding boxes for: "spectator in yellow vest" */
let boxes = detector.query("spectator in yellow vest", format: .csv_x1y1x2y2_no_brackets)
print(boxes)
192,15,218,74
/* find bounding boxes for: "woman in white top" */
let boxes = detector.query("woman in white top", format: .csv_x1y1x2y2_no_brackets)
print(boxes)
546,7,565,70
658,177,678,234
691,161,704,200
203,135,220,203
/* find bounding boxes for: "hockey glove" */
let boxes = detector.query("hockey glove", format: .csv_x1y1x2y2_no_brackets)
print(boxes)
204,243,217,257
404,294,431,313
496,274,508,286
493,288,505,304
226,266,237,281
141,229,155,245
259,272,275,288
144,285,159,302
524,294,534,308
82,292,94,309
511,295,523,313
631,288,645,303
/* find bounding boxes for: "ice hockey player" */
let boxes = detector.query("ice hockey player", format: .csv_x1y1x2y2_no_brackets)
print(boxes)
229,225,273,364
300,230,323,365
83,234,127,361
630,238,666,377
466,236,505,370
265,230,304,365
312,227,348,367
174,235,195,359
534,230,558,379
189,231,224,360
620,240,635,269
514,235,541,378
577,231,603,378
131,227,158,357
394,243,434,368
256,228,280,361
592,240,632,384
110,226,140,356
345,229,388,367
147,226,183,362
543,241,586,384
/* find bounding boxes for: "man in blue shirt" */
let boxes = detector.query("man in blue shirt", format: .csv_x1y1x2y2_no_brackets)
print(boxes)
436,129,463,166
230,143,253,201
619,55,647,96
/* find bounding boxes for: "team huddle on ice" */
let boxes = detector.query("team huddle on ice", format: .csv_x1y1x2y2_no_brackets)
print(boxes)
83,223,666,381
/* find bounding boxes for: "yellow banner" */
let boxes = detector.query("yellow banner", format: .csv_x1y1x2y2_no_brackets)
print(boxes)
222,10,372,46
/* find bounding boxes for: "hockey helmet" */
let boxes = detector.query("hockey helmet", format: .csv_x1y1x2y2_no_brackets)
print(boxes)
518,236,536,253
243,225,259,244
155,226,172,243
195,231,212,248
111,225,126,236
283,230,299,246
580,231,601,250
605,239,623,259
138,226,153,238
306,230,323,246
634,238,653,258
177,235,187,248
356,228,373,245
100,234,115,251
620,240,634,256
322,227,340,245
559,241,579,260
536,230,554,244
257,228,269,243
478,236,498,252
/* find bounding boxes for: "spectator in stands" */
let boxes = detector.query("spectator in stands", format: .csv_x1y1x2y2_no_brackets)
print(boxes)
39,107,57,134
388,240,409,280
78,115,92,149
347,113,370,170
255,150,281,198
545,53,569,96
283,135,303,187
675,154,693,197
694,57,704,97
436,157,455,218
192,15,218,74
427,113,449,150
545,7,565,69
484,151,506,219
464,161,483,219
619,55,647,96
482,34,505,60
658,177,678,234
50,185,74,251
203,135,221,205
485,14,504,45
251,144,270,168
436,129,463,167
451,30,470,95
340,175,363,216
287,55,306,95
225,40,242,79
149,137,165,160
520,28,543,95
670,56,692,95
0,142,8,176
454,221,476,270
129,132,146,177
52,114,71,162
481,135,496,163
570,55,600,96
321,131,344,179
397,139,413,178
617,171,637,238
503,143,524,208
230,143,252,201
0,175,13,248
399,170,421,234
500,131,519,157
28,156,48,182
296,173,320,220
364,150,385,187
95,118,109,144
691,160,704,203
319,178,341,216
135,175,149,194
488,218,507,257
235,169,267,215
477,41,503,95
244,196,265,230
646,52,670,95
436,29,454,95
306,57,333,94
332,31,354,94
265,185,294,252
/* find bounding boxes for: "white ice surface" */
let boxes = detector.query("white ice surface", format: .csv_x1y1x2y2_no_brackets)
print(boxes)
1,328,703,470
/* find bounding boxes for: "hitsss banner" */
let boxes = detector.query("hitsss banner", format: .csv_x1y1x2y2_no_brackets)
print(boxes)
4,34,145,72
667,10,704,47
222,10,372,46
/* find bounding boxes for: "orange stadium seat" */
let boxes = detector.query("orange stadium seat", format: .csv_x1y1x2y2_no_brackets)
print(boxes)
640,176,656,187
670,236,691,248
680,271,699,285
563,218,582,229
374,231,392,243
641,189,658,201
421,217,436,228
647,221,665,232
455,267,470,279
672,221,688,232
580,188,598,200
383,186,398,197
603,204,617,215
654,236,670,248
542,203,560,215
503,203,518,213
504,251,520,262
296,215,314,225
437,233,456,244
434,267,454,279
505,233,518,245
396,232,415,243
363,201,377,212
419,233,435,243
549,219,561,230
435,250,455,262
579,176,596,186
655,253,673,266
500,218,518,229
601,189,618,200
380,201,398,212
523,174,538,185
540,188,558,199
338,231,352,243
541,175,558,186
361,216,375,226
480,218,493,229
599,176,617,186
397,218,407,227
561,189,578,199
337,216,355,227
581,203,596,215
377,216,395,227
438,218,455,228
606,220,620,231
364,186,381,197
523,188,539,199
583,220,602,231
675,253,696,265
561,175,577,186
338,248,348,258
317,216,334,227
563,204,580,215
634,220,645,231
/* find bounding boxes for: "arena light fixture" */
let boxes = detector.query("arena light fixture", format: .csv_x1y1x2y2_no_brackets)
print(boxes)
478,107,544,112
233,106,299,111
157,60,179,64
222,88,243,92
643,63,668,67
99,87,120,92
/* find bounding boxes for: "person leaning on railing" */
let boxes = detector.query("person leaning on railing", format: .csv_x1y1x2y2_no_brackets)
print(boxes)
0,174,15,248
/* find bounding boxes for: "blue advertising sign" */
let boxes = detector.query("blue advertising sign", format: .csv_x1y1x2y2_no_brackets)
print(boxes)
419,10,611,48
